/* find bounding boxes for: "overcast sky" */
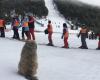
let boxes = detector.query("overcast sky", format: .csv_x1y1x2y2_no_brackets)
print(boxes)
78,0,100,6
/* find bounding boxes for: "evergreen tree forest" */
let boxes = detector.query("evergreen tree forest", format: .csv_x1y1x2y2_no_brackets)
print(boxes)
0,0,48,21
53,0,100,33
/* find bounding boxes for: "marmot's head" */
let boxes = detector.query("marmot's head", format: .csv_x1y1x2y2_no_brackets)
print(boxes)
25,40,37,49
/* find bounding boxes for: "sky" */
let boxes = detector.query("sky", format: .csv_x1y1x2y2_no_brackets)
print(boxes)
78,0,100,6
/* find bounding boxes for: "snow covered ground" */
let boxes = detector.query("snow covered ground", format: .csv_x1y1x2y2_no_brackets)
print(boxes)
0,0,100,80
0,30,100,80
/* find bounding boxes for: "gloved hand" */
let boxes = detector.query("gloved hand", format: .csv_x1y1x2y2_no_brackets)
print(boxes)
61,35,63,39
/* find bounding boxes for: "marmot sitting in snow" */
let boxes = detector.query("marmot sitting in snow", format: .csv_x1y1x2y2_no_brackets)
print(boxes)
18,40,38,79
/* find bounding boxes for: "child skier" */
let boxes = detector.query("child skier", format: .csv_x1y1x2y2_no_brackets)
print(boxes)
21,15,31,40
78,25,89,49
28,16,35,40
11,16,20,40
61,23,69,48
47,20,53,46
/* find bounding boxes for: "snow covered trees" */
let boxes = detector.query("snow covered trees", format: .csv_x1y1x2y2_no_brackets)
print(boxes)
0,0,48,19
54,0,100,33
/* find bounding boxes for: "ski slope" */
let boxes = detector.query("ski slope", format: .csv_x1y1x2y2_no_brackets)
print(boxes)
35,0,100,33
38,0,67,33
0,30,100,80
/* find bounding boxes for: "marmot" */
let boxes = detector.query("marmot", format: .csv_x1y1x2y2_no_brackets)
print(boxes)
18,40,38,79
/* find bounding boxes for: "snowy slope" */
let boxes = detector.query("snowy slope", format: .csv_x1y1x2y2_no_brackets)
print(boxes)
37,0,67,33
0,31,100,80
0,0,100,80
35,0,100,33
44,0,66,23
0,38,25,80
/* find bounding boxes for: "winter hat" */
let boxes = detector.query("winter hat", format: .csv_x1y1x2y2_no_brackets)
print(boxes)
48,20,51,23
63,23,67,28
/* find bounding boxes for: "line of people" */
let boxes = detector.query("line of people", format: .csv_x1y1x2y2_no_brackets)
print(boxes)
0,16,100,50
45,20,100,50
11,15,35,40
44,21,69,48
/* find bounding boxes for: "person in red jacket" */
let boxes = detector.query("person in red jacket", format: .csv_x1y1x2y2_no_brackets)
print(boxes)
61,23,69,48
28,16,35,40
0,18,6,37
47,20,53,46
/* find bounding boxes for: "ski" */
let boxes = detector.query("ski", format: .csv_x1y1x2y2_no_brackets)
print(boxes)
38,43,70,49
1,37,98,50
38,43,97,50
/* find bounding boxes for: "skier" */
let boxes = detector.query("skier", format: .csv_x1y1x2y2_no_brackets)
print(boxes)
0,18,6,37
21,15,31,40
61,23,69,48
28,16,35,40
11,16,20,40
78,25,89,49
96,33,100,50
47,20,53,46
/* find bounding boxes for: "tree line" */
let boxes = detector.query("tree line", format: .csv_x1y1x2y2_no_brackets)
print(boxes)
0,0,48,21
53,0,100,33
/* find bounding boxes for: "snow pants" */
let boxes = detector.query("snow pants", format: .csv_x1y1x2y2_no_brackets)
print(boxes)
0,27,5,37
29,28,35,40
22,27,31,40
13,27,20,39
81,34,88,48
98,39,100,48
64,37,68,48
48,32,53,44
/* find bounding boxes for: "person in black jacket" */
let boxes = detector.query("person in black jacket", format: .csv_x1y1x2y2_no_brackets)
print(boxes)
61,23,69,48
28,16,35,40
11,16,20,40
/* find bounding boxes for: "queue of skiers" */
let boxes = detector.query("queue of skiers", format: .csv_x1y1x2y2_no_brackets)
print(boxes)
0,16,100,50
45,20,100,50
11,15,35,40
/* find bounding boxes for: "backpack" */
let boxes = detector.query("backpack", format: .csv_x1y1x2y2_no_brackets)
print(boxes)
44,28,48,34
